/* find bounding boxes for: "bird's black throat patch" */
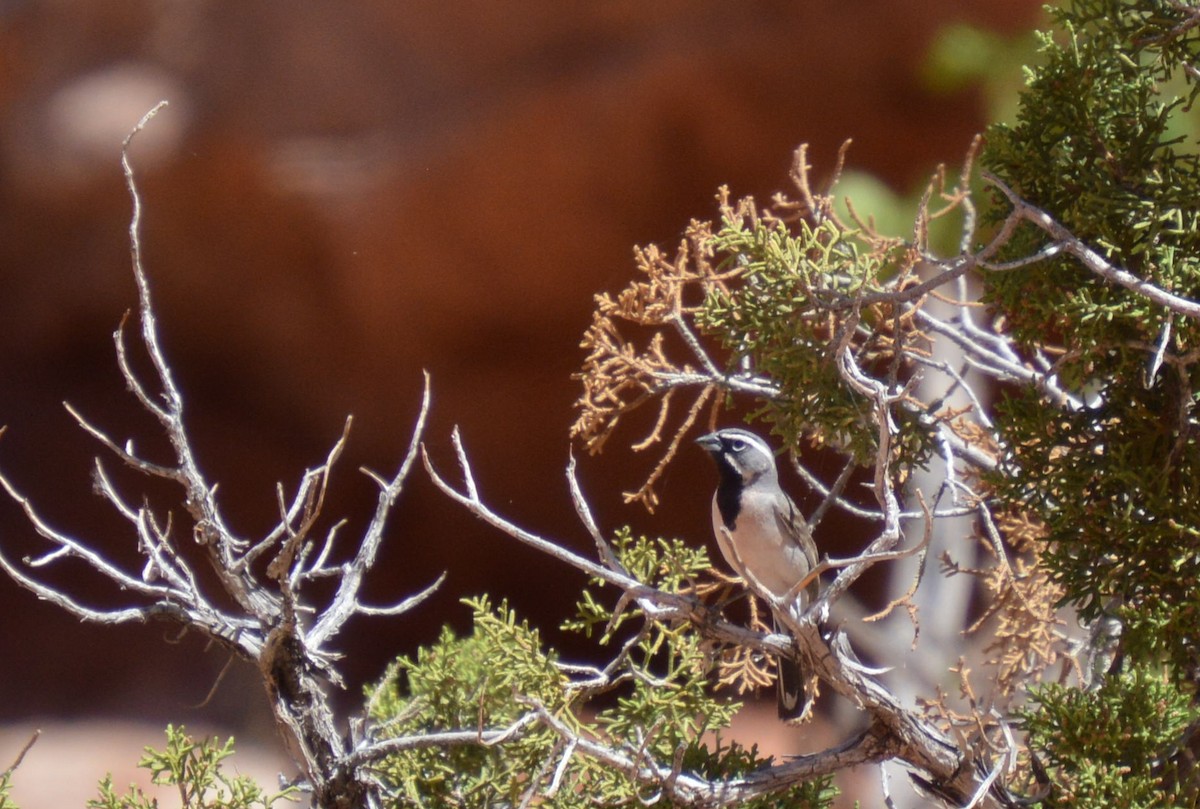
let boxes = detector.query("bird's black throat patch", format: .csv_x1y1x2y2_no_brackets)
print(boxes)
714,465,743,530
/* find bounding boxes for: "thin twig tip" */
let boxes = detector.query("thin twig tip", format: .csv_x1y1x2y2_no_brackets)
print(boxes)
122,101,170,150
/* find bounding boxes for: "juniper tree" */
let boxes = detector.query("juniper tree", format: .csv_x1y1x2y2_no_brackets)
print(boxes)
2,1,1200,807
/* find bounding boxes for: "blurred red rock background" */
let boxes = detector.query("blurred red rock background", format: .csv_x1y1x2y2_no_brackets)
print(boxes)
0,0,1041,774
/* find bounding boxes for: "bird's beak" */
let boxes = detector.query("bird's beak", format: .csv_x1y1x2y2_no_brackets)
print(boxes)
695,433,721,452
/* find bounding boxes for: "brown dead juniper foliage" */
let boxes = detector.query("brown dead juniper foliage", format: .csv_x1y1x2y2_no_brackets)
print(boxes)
572,141,1081,800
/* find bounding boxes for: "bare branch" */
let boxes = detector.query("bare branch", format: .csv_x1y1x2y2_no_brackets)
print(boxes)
0,535,169,625
3,729,41,777
807,456,860,529
307,373,431,648
350,716,541,765
119,103,270,625
0,107,447,808
567,450,628,576
0,469,176,601
354,571,446,618
425,436,636,591
63,401,181,481
983,171,1200,320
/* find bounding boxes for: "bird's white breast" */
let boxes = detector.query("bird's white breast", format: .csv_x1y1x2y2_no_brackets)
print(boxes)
710,490,809,600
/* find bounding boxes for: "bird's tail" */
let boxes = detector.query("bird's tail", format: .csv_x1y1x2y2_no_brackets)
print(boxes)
774,616,812,723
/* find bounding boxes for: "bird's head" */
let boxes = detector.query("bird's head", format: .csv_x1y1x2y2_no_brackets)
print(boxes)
695,428,778,486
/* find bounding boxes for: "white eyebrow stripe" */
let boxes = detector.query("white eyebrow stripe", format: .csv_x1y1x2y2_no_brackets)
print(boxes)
722,430,774,459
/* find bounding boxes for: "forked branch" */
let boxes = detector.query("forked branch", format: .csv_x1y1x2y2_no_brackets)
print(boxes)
0,104,439,809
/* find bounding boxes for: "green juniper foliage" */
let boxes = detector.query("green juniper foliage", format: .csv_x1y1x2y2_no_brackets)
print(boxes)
85,725,295,809
0,775,14,809
981,0,1200,804
365,597,573,806
366,528,835,808
698,213,936,470
984,0,1200,676
1021,665,1199,807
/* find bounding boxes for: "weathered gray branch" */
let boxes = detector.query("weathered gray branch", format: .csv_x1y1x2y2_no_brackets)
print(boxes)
0,104,437,809
425,426,1016,807
983,171,1200,320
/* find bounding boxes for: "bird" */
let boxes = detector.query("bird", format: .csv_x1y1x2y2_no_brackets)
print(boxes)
695,427,819,722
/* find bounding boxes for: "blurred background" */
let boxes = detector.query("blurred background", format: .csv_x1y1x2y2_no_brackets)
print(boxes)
0,1,1043,804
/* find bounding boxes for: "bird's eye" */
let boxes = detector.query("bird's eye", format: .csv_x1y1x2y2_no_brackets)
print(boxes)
728,438,746,452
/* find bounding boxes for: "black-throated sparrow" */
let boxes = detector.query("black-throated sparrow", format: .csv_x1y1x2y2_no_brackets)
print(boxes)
696,427,819,722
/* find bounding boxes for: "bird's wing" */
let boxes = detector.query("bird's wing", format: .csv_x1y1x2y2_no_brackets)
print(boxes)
774,493,819,602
